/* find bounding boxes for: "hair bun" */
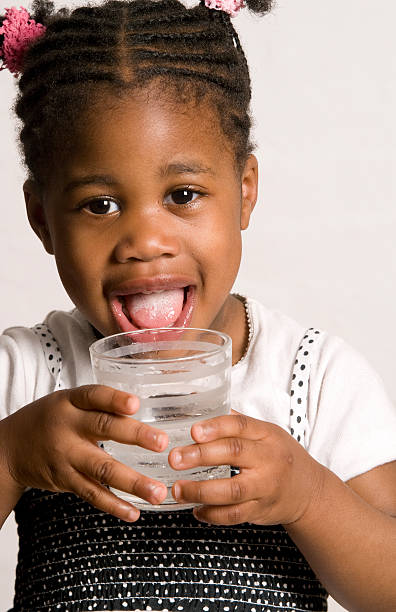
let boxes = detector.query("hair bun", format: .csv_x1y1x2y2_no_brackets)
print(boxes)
30,0,55,26
244,0,273,15
30,0,69,26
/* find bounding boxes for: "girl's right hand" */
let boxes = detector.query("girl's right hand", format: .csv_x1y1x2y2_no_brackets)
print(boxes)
1,385,169,521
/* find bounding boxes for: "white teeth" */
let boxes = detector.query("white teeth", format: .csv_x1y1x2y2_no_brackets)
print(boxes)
140,288,185,295
118,287,188,297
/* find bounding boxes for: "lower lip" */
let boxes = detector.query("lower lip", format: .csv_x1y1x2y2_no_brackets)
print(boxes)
110,286,196,342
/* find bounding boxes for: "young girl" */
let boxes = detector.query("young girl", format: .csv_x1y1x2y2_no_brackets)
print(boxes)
1,0,395,610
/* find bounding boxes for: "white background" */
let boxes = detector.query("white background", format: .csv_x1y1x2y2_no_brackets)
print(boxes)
1,0,395,610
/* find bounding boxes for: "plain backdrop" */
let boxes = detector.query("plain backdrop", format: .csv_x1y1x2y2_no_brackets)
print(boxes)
1,0,395,610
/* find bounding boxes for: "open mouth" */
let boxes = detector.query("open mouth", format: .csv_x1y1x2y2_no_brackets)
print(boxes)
110,285,195,334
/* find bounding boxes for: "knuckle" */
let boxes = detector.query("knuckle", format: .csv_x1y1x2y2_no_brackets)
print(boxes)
95,411,114,437
195,483,203,503
97,384,126,410
272,442,290,469
259,421,273,443
79,485,101,506
236,413,249,434
134,421,155,447
227,505,241,524
84,384,98,405
229,437,244,458
286,452,295,467
108,386,119,407
230,478,245,503
126,472,141,494
133,421,147,443
51,466,75,493
196,443,206,462
94,459,116,484
267,472,282,505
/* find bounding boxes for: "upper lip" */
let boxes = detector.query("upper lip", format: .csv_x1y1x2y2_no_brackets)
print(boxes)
107,274,197,297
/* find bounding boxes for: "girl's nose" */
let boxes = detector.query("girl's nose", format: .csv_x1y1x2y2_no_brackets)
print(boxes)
113,210,181,263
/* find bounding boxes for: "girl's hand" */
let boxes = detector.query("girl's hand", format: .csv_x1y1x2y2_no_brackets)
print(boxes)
169,413,325,526
1,385,169,521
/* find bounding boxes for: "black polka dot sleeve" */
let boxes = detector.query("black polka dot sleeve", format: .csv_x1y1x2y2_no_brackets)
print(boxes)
289,327,324,446
31,323,63,390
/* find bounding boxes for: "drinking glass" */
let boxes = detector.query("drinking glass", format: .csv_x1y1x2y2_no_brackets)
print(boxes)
90,327,232,510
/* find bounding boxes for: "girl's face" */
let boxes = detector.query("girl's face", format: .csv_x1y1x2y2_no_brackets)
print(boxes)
24,91,258,364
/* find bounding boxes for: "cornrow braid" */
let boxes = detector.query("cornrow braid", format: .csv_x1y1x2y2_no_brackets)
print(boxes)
2,0,273,189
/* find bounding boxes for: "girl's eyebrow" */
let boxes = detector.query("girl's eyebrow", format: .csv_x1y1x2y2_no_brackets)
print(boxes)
63,160,215,193
63,174,119,194
62,161,215,193
158,161,215,177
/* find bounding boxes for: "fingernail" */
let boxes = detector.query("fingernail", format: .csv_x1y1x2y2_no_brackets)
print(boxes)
126,508,139,522
193,508,204,521
194,424,204,439
126,397,138,412
172,450,182,466
150,484,166,503
155,433,167,450
173,483,182,501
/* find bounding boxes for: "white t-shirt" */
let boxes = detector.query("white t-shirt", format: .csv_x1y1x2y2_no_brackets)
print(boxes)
1,296,396,483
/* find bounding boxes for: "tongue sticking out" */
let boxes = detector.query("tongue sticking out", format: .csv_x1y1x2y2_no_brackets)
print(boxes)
123,288,185,329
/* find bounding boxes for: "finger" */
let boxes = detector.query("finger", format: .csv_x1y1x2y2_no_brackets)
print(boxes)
72,445,168,506
67,469,141,522
69,384,139,416
173,473,256,507
169,437,258,470
191,413,271,444
192,499,259,526
79,411,168,452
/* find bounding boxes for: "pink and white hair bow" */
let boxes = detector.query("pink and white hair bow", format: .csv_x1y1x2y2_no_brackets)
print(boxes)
204,0,245,18
0,6,46,76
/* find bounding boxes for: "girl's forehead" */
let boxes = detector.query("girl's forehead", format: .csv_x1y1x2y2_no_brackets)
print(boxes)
46,96,237,199
58,93,234,179
81,92,224,149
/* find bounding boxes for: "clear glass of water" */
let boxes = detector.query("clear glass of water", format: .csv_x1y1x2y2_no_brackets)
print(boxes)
89,327,232,511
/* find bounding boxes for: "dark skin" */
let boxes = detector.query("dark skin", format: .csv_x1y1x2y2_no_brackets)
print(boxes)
1,88,396,610
1,90,259,522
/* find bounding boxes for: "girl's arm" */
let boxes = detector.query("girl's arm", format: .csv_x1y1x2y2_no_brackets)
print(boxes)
169,416,396,612
0,417,25,527
285,460,396,612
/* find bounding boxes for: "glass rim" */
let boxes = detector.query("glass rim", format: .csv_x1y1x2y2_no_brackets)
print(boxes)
89,327,232,364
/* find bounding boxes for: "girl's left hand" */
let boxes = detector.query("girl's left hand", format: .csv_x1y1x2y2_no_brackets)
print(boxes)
168,413,326,526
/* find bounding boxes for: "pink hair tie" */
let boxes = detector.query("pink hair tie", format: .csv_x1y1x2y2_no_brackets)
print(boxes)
0,6,46,77
204,0,245,17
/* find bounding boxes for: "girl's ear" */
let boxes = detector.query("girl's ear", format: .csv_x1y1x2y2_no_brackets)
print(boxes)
240,154,258,230
23,179,54,255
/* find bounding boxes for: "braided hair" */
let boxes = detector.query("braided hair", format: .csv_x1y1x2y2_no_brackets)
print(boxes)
2,0,272,191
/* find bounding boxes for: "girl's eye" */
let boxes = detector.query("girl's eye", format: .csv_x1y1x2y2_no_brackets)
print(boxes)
83,199,120,215
164,189,201,206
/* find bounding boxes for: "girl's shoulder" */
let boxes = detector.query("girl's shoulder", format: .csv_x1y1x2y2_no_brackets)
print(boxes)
1,308,96,418
241,294,327,376
244,294,378,383
243,295,396,482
